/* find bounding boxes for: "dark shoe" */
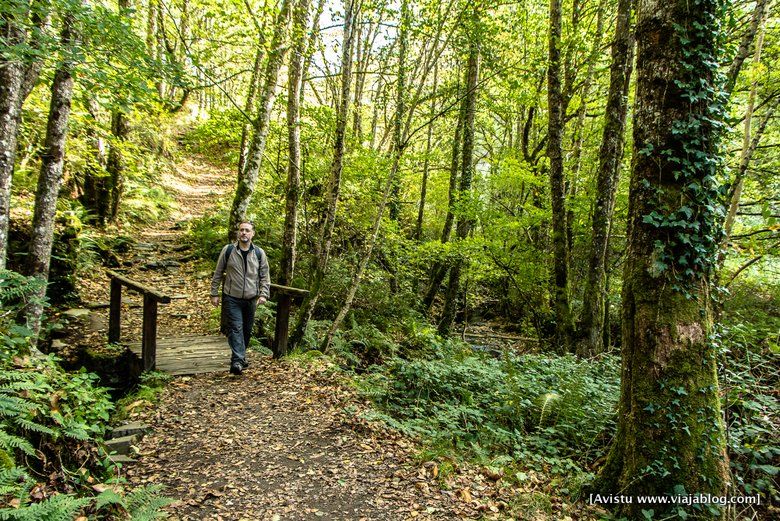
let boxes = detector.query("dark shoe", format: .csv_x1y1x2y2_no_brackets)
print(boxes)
241,359,249,369
230,363,243,375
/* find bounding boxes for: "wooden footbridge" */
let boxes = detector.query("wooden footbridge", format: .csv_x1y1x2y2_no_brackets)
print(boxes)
107,270,308,376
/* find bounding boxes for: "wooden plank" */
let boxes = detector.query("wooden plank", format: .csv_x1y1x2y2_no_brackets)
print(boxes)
125,335,239,375
270,283,309,298
142,294,158,371
106,270,171,303
109,279,122,343
273,294,291,358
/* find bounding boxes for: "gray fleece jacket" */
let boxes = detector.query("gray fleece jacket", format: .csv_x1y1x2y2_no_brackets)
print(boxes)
210,242,271,300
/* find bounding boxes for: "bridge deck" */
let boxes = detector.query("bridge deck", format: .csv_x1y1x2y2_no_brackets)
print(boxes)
128,335,231,375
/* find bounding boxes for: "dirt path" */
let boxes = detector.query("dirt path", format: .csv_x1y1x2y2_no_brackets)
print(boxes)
99,156,481,520
126,360,472,520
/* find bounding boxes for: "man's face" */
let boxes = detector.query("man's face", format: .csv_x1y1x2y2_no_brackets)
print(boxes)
238,223,255,243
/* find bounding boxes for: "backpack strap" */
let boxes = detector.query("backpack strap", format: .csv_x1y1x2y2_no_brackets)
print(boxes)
224,244,261,262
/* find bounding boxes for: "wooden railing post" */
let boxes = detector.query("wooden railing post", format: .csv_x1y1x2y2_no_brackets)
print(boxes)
270,284,309,358
273,294,292,358
109,278,122,343
142,293,158,371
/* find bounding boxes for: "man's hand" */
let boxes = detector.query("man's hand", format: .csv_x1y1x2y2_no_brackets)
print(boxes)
210,296,220,307
257,297,267,306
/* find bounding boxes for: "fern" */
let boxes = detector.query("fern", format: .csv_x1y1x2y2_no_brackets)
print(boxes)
0,493,90,521
0,430,35,457
94,488,125,510
537,392,561,426
123,484,173,520
0,466,29,496
0,270,45,304
0,395,36,417
12,417,57,437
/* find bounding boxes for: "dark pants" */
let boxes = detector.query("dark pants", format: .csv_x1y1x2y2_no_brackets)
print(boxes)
222,294,256,365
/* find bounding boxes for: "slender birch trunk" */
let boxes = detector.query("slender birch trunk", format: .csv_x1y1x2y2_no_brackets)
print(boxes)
578,0,634,356
26,11,78,341
238,46,265,177
229,0,294,238
275,0,313,358
414,62,438,241
438,42,479,337
288,0,357,350
322,0,408,349
421,75,464,313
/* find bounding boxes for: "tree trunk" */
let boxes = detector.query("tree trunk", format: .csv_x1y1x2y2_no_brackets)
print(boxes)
238,46,265,177
566,0,606,259
323,0,409,349
26,11,77,340
594,0,729,513
301,0,326,101
438,41,478,337
414,62,438,241
723,22,767,243
388,0,408,223
421,75,464,313
80,99,109,224
724,0,768,96
275,0,313,358
228,0,293,239
288,0,356,351
0,60,25,271
0,0,35,270
546,0,573,352
578,0,634,356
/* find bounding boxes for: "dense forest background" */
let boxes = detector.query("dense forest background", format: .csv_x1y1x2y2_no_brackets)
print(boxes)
0,0,778,518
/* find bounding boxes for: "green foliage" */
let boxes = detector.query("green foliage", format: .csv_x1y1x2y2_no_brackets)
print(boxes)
0,493,91,521
113,371,172,424
0,273,170,517
188,210,229,261
359,346,621,473
717,322,779,506
182,109,245,166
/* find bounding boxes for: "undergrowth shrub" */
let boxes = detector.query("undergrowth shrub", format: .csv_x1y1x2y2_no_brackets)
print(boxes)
182,109,243,166
0,270,171,519
358,345,621,475
188,210,228,261
717,322,779,507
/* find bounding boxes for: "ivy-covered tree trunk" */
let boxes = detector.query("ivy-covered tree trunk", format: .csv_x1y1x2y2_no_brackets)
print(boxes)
288,0,356,351
275,0,313,358
546,0,573,352
438,41,478,337
578,0,634,356
594,0,729,515
26,11,77,340
229,0,293,239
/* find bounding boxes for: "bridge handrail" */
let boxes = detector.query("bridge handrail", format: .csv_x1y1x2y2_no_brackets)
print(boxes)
106,269,171,372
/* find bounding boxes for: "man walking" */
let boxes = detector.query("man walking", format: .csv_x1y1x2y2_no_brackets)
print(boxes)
210,221,271,375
